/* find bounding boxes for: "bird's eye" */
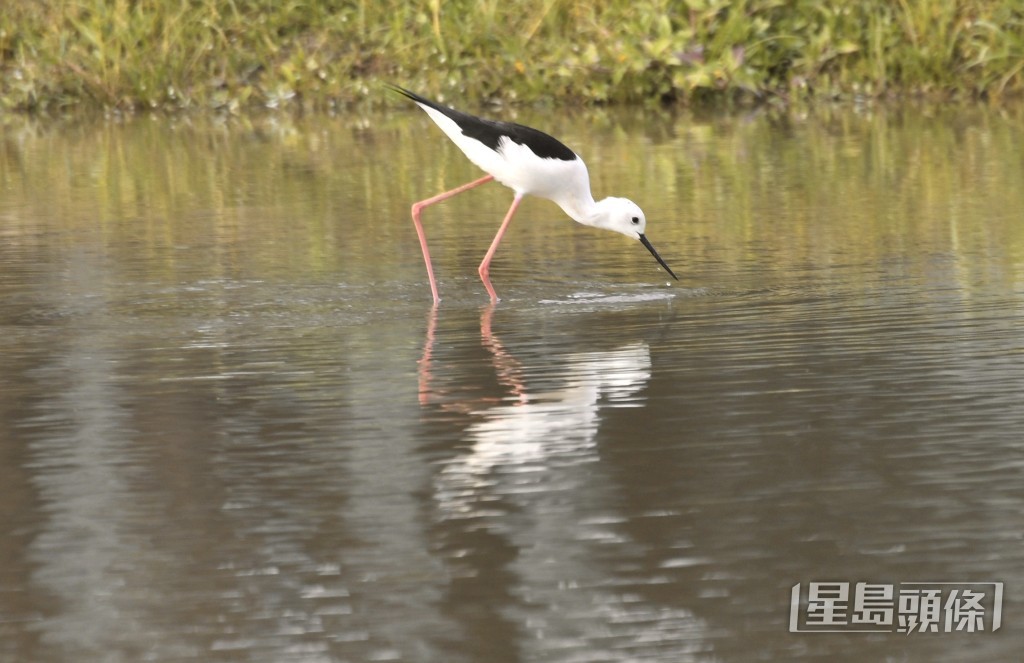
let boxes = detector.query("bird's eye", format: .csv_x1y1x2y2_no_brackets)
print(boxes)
631,216,640,225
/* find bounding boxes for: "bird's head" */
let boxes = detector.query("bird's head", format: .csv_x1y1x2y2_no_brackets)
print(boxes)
592,196,647,239
592,197,678,281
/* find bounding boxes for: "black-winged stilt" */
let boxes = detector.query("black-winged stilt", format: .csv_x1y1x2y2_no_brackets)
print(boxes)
391,86,678,304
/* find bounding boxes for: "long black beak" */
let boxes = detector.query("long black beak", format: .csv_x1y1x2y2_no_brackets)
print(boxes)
639,234,678,280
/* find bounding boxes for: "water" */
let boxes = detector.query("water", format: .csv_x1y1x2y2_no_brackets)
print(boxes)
1,105,1023,662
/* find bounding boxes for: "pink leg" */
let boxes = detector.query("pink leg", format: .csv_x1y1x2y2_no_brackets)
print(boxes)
411,174,494,304
478,194,523,303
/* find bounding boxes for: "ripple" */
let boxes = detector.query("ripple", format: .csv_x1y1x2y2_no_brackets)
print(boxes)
539,289,682,305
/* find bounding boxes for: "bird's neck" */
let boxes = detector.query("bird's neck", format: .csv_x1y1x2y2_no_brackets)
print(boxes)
555,191,600,228
559,195,628,232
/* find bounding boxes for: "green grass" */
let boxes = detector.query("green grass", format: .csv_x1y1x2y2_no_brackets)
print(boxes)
1,0,1022,113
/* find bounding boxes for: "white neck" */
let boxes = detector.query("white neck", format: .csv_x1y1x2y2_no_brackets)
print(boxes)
562,196,635,234
555,192,601,228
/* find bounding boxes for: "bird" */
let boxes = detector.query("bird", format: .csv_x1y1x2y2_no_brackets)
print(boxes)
391,85,677,304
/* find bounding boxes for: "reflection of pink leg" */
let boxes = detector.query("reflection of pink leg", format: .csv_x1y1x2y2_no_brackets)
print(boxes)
478,194,523,303
417,306,438,406
411,175,494,304
480,304,527,403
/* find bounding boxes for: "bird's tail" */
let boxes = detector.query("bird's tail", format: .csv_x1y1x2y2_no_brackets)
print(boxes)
386,84,454,115
386,84,428,105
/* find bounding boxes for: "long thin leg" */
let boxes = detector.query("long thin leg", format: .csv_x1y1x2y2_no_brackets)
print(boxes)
478,193,523,303
411,174,494,304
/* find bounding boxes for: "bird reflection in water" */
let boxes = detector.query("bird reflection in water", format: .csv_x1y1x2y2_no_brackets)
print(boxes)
418,306,651,508
415,309,706,656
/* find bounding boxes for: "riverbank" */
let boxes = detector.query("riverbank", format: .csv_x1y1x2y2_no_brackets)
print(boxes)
2,0,1022,113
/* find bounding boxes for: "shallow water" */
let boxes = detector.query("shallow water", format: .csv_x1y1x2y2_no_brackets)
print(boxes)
1,104,1023,662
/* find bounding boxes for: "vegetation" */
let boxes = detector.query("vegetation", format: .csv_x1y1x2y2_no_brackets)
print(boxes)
2,0,1022,113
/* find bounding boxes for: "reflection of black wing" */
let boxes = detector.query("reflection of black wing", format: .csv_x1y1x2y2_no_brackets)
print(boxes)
389,85,578,162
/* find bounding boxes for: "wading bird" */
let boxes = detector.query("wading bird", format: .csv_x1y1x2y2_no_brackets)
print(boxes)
392,86,677,304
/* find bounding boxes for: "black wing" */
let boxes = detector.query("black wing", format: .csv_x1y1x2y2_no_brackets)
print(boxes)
389,85,577,162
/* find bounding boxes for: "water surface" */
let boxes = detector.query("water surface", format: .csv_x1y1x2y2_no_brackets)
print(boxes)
1,104,1023,662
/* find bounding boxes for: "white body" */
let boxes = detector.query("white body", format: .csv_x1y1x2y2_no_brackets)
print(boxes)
418,105,646,239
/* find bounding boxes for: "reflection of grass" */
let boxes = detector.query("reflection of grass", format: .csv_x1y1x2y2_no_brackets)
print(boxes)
2,106,1022,294
1,1,1021,112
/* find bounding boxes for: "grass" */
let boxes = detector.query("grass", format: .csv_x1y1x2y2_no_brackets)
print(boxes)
1,0,1022,113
